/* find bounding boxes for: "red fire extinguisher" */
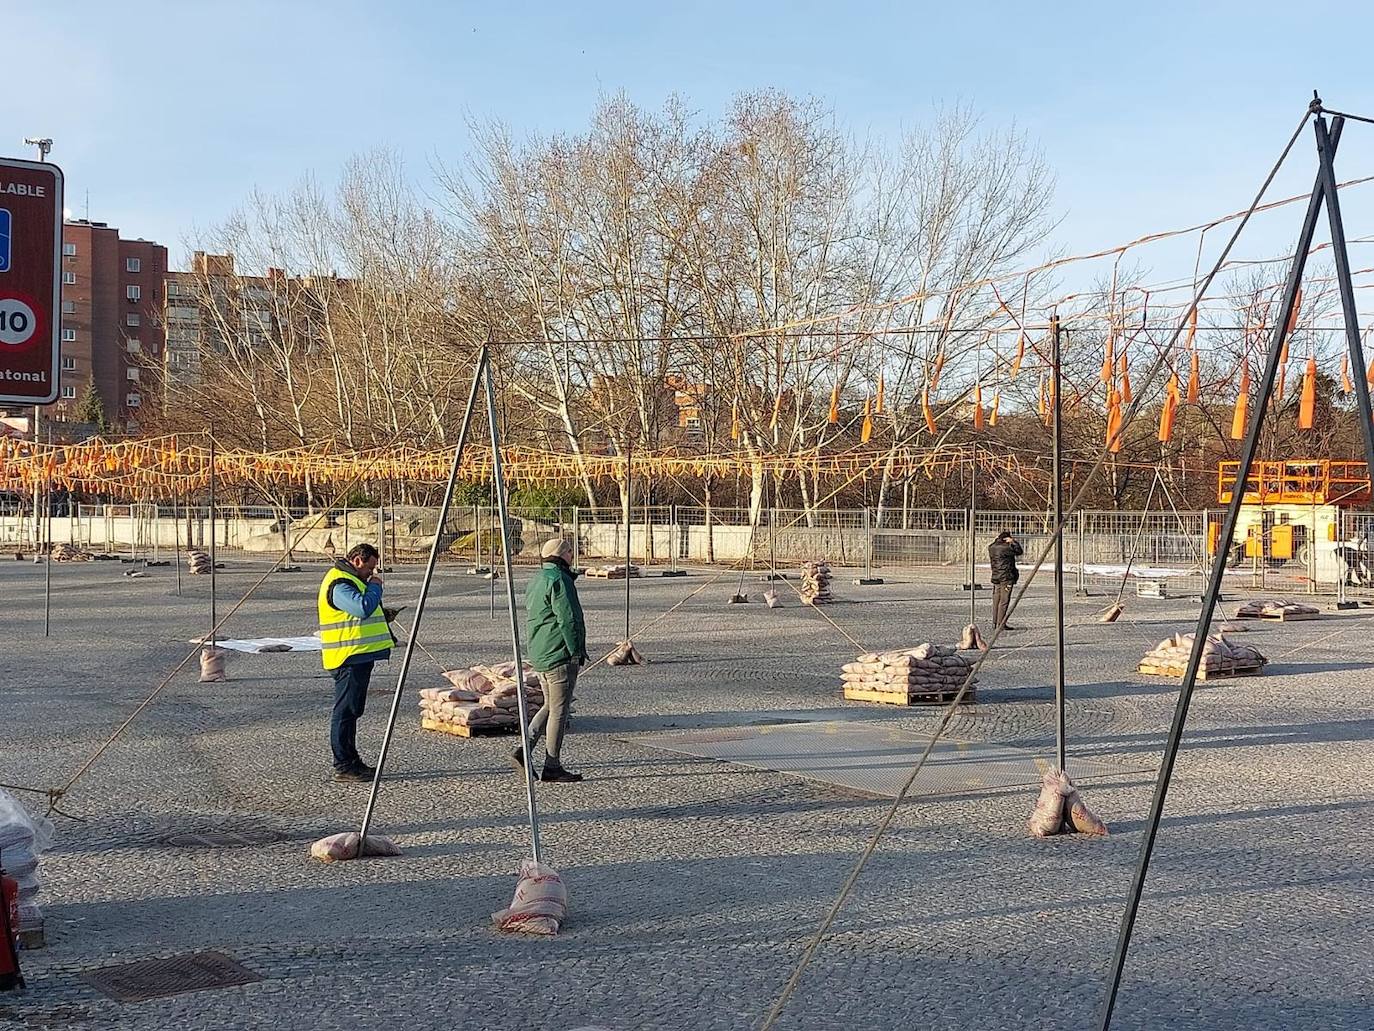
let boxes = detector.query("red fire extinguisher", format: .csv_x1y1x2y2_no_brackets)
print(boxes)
0,853,24,991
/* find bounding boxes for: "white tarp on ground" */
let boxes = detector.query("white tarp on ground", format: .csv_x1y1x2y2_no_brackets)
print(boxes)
188,635,322,653
976,562,1223,579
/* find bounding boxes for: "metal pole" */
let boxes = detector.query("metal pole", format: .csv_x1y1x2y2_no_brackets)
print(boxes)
43,472,52,638
483,360,543,864
863,505,873,581
174,481,183,597
208,433,217,649
1098,116,1330,1031
1051,315,1066,774
624,445,633,642
1077,511,1086,595
573,505,580,570
669,503,677,573
489,505,497,621
472,503,480,571
377,501,385,572
968,450,978,620
359,344,489,845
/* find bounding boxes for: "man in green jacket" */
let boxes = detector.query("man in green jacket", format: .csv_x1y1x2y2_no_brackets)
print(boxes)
515,537,589,783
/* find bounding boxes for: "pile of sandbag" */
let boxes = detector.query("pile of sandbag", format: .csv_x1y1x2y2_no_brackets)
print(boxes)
1028,769,1108,837
493,859,569,935
0,790,52,939
186,548,213,575
1235,598,1321,619
50,543,91,562
800,561,834,605
419,663,545,733
310,831,401,863
1137,632,1266,677
841,643,976,699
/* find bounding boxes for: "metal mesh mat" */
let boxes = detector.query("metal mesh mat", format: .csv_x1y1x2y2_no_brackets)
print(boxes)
627,721,1149,798
81,951,262,1002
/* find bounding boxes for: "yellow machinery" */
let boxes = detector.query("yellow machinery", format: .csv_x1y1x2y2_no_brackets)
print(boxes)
1215,460,1371,576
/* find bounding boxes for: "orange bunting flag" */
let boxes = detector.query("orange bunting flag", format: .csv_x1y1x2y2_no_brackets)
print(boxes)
1187,350,1201,405
922,389,937,435
769,391,782,431
1286,287,1303,337
828,382,840,424
1105,389,1124,453
972,383,985,431
1185,306,1197,350
1276,363,1287,405
989,389,1000,427
1231,365,1251,440
1101,332,1115,385
930,351,946,393
1298,355,1317,430
1120,353,1133,404
1341,355,1354,395
730,402,740,441
1158,374,1180,443
860,396,873,444
875,372,885,414
1010,332,1025,379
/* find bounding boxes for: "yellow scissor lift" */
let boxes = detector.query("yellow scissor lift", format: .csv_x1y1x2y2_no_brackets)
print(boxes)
1215,460,1371,586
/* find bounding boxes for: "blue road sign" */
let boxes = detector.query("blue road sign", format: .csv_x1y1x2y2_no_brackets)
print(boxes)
0,208,10,273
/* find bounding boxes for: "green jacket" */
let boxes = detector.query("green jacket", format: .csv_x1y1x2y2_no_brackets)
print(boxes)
525,558,588,671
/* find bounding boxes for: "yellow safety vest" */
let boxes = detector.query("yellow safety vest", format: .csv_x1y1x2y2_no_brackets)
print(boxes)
317,565,393,670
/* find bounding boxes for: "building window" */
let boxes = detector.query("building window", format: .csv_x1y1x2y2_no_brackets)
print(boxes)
61,385,76,399
126,257,141,273
62,243,76,256
126,338,141,353
62,271,76,285
62,328,76,342
126,285,141,301
126,313,140,327
61,356,75,371
126,367,140,381
126,394,141,408
61,300,76,313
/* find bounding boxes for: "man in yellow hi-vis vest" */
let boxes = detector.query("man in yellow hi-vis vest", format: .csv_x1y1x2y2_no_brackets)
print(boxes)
318,543,392,781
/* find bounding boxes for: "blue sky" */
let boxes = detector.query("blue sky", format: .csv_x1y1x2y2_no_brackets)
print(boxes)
9,0,1374,290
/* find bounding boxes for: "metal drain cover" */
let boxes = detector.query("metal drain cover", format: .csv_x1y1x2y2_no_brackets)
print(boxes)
82,951,262,1002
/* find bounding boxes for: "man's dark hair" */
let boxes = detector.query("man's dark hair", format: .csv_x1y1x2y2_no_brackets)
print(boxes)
346,543,379,562
996,530,1014,542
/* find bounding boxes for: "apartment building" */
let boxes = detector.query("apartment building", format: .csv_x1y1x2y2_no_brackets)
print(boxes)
47,220,167,431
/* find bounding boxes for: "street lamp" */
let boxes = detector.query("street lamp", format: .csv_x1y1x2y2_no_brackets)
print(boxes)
22,137,53,161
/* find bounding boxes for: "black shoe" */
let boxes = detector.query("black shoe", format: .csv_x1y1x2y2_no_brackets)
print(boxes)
354,763,377,779
540,768,583,783
333,766,370,783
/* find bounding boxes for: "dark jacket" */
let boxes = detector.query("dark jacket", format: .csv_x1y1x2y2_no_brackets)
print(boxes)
524,557,588,672
988,538,1023,585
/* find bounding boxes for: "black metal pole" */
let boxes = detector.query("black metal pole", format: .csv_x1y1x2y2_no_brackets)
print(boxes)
624,443,633,642
1052,315,1066,773
1097,122,1328,1030
1313,114,1374,473
208,432,217,649
969,450,978,623
358,344,489,845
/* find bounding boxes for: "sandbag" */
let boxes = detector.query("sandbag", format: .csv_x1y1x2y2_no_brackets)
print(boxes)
199,646,228,683
607,640,646,666
1067,793,1109,836
309,832,401,862
764,589,783,609
1028,769,1072,837
492,859,568,935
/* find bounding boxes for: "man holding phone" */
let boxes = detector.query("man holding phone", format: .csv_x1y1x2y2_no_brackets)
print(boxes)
988,529,1023,632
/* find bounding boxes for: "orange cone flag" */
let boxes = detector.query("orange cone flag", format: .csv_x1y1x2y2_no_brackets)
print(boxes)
1231,365,1251,440
1276,363,1287,405
731,401,740,441
972,383,985,431
1286,287,1303,337
860,396,873,444
922,389,938,434
1105,389,1124,453
930,351,946,393
875,372,885,414
1184,306,1197,350
1120,353,1133,404
1187,350,1201,404
828,381,840,424
1341,355,1354,395
1298,355,1317,430
989,389,1000,427
1159,374,1180,443
1101,332,1114,385
1037,374,1048,420
1366,353,1374,390
1010,332,1025,379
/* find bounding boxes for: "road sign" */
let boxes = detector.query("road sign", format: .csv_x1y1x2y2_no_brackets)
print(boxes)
0,158,62,405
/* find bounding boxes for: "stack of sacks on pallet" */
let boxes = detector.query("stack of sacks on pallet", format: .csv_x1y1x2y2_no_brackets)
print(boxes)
0,789,52,939
50,543,91,562
590,563,641,578
841,643,976,696
418,663,545,732
800,561,833,605
1138,633,1266,676
1235,598,1320,618
186,548,213,574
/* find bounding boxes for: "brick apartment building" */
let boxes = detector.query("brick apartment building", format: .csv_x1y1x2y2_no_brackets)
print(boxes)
45,220,167,432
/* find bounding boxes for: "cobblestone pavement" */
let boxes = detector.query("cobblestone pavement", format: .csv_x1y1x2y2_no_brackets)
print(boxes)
1,558,1371,1029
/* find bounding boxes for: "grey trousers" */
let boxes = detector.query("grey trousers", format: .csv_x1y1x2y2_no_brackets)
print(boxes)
528,661,578,769
992,582,1013,630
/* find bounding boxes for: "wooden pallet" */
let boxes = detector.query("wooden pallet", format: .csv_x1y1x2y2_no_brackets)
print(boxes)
583,569,642,579
1233,610,1321,622
1136,662,1265,681
421,716,517,737
843,684,974,706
